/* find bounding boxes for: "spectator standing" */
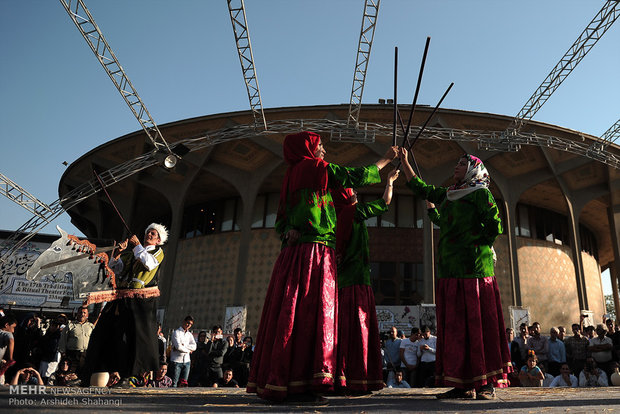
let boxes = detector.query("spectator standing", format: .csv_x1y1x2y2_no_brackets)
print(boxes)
59,306,94,376
157,323,167,363
518,353,544,387
578,357,609,387
399,328,420,387
233,328,244,348
564,323,589,375
38,320,62,383
148,362,172,388
589,324,614,379
383,326,401,385
170,315,197,387
549,363,577,387
205,325,228,386
235,336,253,387
0,315,17,384
584,325,595,340
416,325,437,387
223,335,237,372
14,313,43,367
513,323,529,370
558,326,566,341
527,322,548,371
547,327,566,377
605,318,620,362
189,331,210,386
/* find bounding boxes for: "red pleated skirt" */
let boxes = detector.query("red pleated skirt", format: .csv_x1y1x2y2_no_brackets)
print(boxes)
336,285,384,391
246,243,338,401
435,276,512,390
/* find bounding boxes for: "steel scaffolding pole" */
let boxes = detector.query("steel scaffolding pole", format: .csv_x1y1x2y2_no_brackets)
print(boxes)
58,0,173,154
507,0,620,134
0,173,52,220
227,0,267,131
2,117,619,264
601,118,620,147
347,0,381,129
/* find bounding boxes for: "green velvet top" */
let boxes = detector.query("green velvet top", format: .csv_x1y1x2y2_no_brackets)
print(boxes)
337,198,388,288
276,164,381,249
407,176,502,279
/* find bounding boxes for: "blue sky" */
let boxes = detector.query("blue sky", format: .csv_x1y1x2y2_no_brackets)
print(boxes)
1,1,617,293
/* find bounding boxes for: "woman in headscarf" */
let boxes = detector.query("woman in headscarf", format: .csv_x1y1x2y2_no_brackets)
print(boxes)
247,131,397,403
331,169,399,394
398,148,510,400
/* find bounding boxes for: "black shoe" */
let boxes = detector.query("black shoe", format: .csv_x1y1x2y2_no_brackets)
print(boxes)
476,384,495,400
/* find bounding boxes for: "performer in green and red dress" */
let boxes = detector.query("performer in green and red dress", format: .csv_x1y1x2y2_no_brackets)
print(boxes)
246,131,397,403
332,169,399,394
399,148,510,400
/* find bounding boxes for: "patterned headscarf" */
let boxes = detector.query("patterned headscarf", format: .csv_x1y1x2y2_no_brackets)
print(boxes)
446,154,490,201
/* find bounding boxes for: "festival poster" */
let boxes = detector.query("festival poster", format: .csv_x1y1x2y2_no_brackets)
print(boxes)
0,240,82,309
224,306,247,334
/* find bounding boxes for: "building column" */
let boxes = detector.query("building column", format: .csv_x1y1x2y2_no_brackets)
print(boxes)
503,197,520,306
608,205,620,322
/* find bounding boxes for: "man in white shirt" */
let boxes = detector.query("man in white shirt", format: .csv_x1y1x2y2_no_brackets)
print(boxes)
416,325,437,387
399,327,420,387
170,316,197,387
588,324,614,379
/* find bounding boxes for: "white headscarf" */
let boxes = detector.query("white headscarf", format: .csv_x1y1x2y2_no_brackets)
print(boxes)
446,154,490,201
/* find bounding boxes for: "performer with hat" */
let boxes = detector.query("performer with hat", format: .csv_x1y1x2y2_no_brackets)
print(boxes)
84,223,167,387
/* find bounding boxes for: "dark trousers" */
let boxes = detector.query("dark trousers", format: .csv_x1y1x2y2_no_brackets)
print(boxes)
418,361,435,387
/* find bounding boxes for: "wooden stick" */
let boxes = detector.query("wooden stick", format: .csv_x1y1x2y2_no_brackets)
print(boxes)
93,170,132,236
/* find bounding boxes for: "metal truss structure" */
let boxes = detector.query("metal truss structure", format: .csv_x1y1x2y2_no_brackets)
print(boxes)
4,115,620,263
601,118,620,147
345,0,381,131
0,173,52,221
227,0,267,131
493,0,620,152
4,2,620,263
58,0,173,154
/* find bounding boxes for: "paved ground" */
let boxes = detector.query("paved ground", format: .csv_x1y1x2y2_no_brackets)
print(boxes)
1,386,619,413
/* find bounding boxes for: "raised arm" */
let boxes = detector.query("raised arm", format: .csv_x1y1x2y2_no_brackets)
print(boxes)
376,146,399,170
398,147,416,181
382,169,400,205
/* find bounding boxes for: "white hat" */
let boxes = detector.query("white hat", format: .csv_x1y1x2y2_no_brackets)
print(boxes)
145,223,168,245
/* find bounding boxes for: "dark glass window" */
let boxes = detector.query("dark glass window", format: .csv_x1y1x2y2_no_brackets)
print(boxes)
515,203,570,246
370,261,424,305
580,224,598,260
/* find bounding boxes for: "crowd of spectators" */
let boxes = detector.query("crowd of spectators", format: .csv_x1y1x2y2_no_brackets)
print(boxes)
2,305,619,390
507,317,620,387
379,314,620,390
0,309,253,389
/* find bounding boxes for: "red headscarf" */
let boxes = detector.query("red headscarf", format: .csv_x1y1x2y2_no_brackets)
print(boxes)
331,186,356,259
277,132,330,225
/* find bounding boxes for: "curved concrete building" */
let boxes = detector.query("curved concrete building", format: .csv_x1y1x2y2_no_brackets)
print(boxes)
59,104,620,334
